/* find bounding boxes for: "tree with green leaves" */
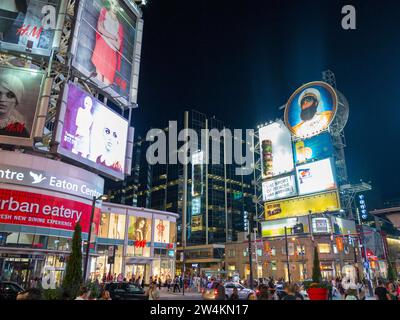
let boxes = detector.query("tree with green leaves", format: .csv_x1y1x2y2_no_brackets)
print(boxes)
62,221,83,299
387,261,397,282
312,246,322,283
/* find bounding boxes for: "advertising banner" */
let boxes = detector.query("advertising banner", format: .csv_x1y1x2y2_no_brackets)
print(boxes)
261,216,310,237
127,216,152,241
293,132,333,165
285,81,337,138
57,82,128,180
71,0,139,106
259,120,294,179
191,215,203,232
264,191,340,220
0,188,100,234
296,158,337,196
154,219,170,243
0,0,61,56
311,217,331,234
332,217,357,235
0,65,45,144
262,175,297,202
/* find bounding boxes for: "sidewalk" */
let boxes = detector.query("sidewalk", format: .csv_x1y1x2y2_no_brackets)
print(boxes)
159,288,203,300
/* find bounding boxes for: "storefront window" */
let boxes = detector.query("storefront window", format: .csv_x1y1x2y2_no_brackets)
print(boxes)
127,216,152,241
108,213,126,240
99,213,110,238
154,219,170,243
126,245,151,257
152,259,174,282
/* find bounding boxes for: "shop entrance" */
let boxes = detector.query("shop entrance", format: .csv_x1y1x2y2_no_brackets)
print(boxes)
125,264,149,284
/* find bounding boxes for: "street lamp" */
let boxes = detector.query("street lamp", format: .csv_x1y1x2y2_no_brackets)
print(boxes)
83,194,108,282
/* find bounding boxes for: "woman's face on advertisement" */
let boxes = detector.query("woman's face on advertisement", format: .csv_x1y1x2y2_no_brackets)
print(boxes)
139,219,145,229
103,126,118,151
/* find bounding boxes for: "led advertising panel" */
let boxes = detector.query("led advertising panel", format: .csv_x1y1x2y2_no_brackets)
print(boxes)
0,65,45,146
259,120,294,179
71,0,139,106
311,217,331,234
127,216,152,241
296,158,337,196
331,217,357,235
0,0,63,56
262,175,297,202
191,215,203,232
293,132,334,165
261,216,310,238
264,191,340,220
57,82,128,180
285,81,338,138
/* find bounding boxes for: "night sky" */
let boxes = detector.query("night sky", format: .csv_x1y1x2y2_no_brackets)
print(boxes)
131,0,400,210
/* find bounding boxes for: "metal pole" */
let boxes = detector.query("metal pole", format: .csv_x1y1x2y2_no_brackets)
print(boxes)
83,196,96,283
247,217,254,289
284,227,291,284
182,111,189,296
359,224,374,297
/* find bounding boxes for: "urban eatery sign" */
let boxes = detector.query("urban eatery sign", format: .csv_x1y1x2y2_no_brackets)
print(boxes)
0,164,103,200
0,188,100,234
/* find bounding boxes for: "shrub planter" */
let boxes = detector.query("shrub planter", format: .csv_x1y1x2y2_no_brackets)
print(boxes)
307,287,329,300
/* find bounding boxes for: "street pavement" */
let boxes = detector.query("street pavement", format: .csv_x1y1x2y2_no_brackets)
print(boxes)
159,288,202,300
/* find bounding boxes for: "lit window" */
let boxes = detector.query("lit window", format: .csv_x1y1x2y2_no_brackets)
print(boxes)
318,243,331,254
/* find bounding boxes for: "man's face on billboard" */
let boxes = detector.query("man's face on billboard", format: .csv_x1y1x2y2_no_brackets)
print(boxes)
0,83,17,118
300,95,318,121
103,126,119,151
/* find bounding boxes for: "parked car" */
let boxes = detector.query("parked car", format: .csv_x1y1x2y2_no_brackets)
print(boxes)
0,281,24,300
104,282,148,300
224,282,256,300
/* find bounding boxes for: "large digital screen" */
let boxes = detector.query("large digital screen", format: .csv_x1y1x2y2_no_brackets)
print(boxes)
296,158,337,196
293,132,334,165
259,120,294,179
331,217,357,235
264,191,340,220
285,81,337,138
0,65,45,145
154,219,170,243
71,0,139,106
0,187,100,235
261,216,310,237
57,82,128,180
262,175,297,202
0,0,61,56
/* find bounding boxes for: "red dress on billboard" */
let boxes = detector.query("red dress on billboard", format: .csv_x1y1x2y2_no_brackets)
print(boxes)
91,8,124,84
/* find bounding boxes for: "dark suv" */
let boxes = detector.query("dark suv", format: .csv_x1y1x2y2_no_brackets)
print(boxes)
0,282,24,300
104,282,148,300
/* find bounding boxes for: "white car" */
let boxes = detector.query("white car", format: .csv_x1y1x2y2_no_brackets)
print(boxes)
224,282,256,300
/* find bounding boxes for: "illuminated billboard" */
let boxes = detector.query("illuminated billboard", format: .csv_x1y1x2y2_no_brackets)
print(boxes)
311,217,331,234
296,158,337,196
259,120,294,179
261,216,310,237
55,82,128,180
0,0,63,56
331,217,357,235
262,175,297,202
293,132,333,165
127,216,152,241
264,191,340,220
154,219,170,243
0,65,46,146
285,81,337,138
71,0,142,106
191,215,203,232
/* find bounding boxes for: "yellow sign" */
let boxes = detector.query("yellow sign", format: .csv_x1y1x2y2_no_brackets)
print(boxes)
264,191,340,220
191,215,203,231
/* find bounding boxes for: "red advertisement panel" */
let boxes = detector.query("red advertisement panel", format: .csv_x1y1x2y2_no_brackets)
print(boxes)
0,188,100,234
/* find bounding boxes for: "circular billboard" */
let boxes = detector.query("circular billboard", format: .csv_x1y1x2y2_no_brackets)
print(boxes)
284,81,338,138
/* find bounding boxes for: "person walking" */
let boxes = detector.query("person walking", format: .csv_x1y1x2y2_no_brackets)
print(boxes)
99,290,112,300
158,277,162,291
215,282,226,300
281,283,297,300
146,282,160,300
229,287,239,300
375,279,391,300
173,276,180,293
75,286,91,300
